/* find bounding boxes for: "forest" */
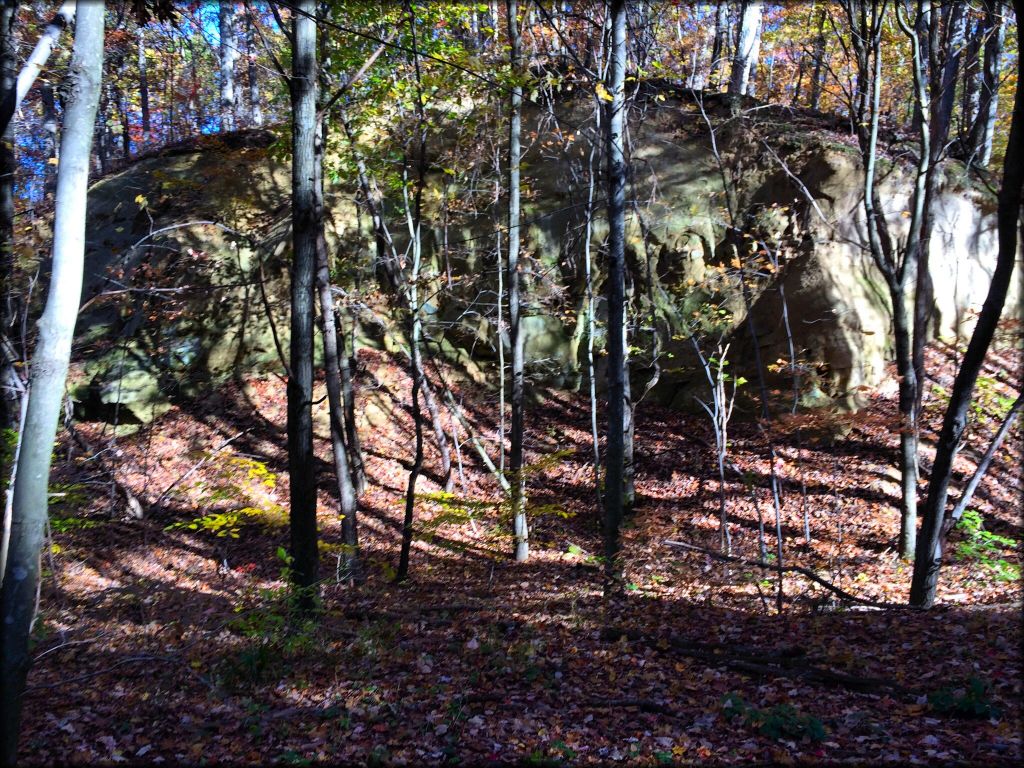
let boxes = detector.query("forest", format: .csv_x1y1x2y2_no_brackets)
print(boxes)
0,0,1021,764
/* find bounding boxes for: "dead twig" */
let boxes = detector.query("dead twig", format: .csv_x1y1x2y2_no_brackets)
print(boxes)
64,417,144,519
154,429,251,508
663,538,918,610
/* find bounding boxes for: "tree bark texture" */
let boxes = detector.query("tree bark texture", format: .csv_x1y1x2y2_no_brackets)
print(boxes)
729,1,763,97
604,0,626,591
507,0,528,563
245,10,262,127
709,1,727,90
312,102,358,579
288,0,319,609
0,0,74,137
219,0,238,132
0,3,104,762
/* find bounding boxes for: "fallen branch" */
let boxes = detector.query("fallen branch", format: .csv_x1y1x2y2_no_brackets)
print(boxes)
587,697,681,717
724,657,893,693
64,418,144,519
439,386,510,493
32,636,103,662
663,538,916,610
25,653,177,691
603,626,899,695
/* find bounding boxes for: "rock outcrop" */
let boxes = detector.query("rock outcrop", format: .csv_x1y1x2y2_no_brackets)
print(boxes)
68,97,1020,423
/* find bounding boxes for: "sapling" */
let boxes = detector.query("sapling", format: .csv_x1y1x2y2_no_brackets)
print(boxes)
689,305,738,556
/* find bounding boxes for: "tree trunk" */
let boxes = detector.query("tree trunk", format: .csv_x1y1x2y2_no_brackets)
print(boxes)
960,15,982,141
507,0,528,563
188,37,201,133
137,32,150,138
288,0,319,611
966,0,1004,168
315,235,358,580
911,9,1023,607
245,10,262,127
165,42,174,141
495,172,505,476
893,299,919,560
0,0,75,136
0,1,18,577
729,1,763,97
0,4,104,762
809,5,826,110
585,99,601,508
95,82,109,174
397,3,429,582
933,2,965,149
338,312,365,496
312,85,357,580
709,1,727,90
905,0,935,465
622,308,634,512
604,0,627,592
115,82,130,160
397,313,424,582
844,0,926,562
219,0,238,132
40,84,58,198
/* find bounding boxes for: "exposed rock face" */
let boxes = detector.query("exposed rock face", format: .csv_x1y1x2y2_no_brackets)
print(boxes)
737,146,1016,408
69,108,1019,422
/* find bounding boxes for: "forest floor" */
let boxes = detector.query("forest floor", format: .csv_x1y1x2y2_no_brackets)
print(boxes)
19,340,1022,766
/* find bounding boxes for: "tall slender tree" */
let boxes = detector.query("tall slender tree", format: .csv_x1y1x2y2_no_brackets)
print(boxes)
604,0,627,592
965,0,1004,168
0,0,75,137
507,0,528,562
709,1,728,90
245,9,262,127
397,0,430,582
0,0,21,444
219,0,239,132
0,3,104,761
843,0,931,560
312,9,358,582
911,0,1024,608
808,4,827,111
138,32,150,138
729,1,763,97
287,0,319,610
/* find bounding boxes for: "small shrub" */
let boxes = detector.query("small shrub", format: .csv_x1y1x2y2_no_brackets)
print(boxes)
165,455,286,539
219,548,319,691
721,693,826,742
954,510,1020,582
928,676,1002,719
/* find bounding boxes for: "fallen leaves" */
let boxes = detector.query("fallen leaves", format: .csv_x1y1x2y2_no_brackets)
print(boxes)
18,343,1022,765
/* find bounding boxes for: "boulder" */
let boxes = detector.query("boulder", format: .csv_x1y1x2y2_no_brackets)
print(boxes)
71,109,1019,423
